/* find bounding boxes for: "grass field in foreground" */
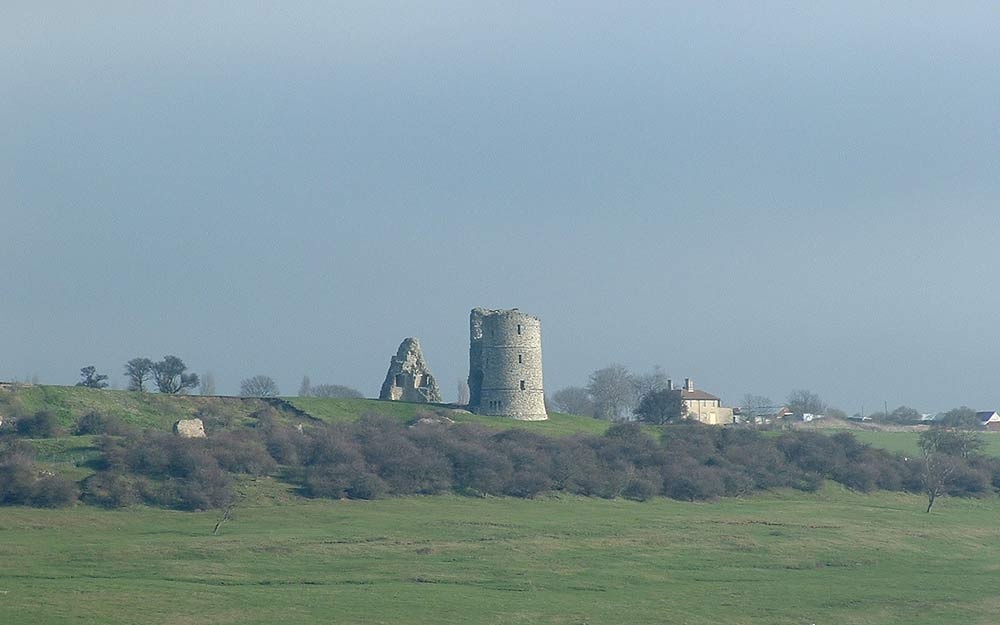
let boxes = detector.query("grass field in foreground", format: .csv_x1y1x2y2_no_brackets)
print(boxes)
1,485,998,625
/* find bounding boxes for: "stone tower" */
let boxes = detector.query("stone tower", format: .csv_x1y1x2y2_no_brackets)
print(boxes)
468,308,547,421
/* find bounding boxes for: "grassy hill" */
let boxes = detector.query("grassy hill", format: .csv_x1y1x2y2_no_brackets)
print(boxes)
0,384,279,431
4,385,1000,623
0,385,611,436
284,396,610,435
4,384,1000,454
1,486,998,625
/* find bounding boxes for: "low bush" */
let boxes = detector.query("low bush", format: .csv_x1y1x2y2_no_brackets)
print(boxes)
16,411,61,438
75,412,130,436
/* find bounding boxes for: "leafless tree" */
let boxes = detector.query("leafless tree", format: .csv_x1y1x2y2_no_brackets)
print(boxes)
200,372,217,395
124,358,154,392
550,386,595,417
298,375,312,397
587,364,636,421
632,365,670,397
309,384,363,399
456,380,470,405
918,429,966,513
786,389,825,417
741,394,773,423
240,375,280,397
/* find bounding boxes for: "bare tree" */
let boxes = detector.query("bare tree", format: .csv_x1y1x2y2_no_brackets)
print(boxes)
124,358,154,392
632,365,670,397
200,372,217,395
786,389,825,417
550,386,595,417
298,375,311,397
917,429,983,513
309,384,363,399
456,379,470,405
587,364,636,421
741,394,773,423
240,375,280,397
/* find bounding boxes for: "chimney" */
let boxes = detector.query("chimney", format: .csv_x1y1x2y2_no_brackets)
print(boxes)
666,378,673,391
684,378,694,392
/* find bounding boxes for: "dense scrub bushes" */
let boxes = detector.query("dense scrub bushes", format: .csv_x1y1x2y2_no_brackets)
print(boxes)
0,441,77,507
7,408,1000,510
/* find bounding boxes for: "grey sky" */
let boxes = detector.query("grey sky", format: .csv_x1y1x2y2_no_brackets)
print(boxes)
3,3,999,413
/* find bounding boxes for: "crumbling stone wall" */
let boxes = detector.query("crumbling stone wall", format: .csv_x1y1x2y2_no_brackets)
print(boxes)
379,337,442,403
468,308,547,421
173,418,206,438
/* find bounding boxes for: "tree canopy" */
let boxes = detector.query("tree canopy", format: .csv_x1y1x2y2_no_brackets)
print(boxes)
152,356,199,394
76,366,109,389
633,389,686,425
240,375,280,398
124,358,154,392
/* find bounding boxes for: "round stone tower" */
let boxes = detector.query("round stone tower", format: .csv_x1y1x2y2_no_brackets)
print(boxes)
468,307,547,421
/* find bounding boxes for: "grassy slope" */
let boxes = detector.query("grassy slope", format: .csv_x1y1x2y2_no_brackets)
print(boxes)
1,386,610,436
1,486,998,625
285,396,611,436
1,385,276,431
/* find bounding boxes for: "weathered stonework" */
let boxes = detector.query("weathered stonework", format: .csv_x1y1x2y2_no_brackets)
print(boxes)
379,337,442,403
468,308,547,421
173,418,206,438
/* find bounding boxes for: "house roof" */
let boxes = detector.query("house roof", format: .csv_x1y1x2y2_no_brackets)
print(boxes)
976,411,1000,423
679,389,720,401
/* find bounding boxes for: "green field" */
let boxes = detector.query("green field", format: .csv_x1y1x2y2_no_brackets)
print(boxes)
843,429,1000,458
1,486,997,625
4,386,1000,623
2,386,612,437
285,396,610,436
0,385,277,431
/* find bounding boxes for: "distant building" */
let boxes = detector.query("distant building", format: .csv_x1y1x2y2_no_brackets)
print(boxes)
976,411,1000,431
669,378,734,425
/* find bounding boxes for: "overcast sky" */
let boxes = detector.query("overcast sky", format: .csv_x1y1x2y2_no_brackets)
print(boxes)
3,3,999,413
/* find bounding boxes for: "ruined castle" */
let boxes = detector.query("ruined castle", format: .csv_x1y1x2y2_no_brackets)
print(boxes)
468,308,547,421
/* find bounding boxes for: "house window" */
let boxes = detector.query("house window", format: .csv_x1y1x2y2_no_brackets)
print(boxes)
518,354,523,364
520,380,526,390
517,324,522,335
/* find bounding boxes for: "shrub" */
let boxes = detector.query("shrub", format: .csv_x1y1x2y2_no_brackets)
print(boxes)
81,472,138,508
16,411,61,438
0,454,77,508
210,430,277,475
0,456,36,504
30,474,78,508
75,412,129,436
623,470,660,501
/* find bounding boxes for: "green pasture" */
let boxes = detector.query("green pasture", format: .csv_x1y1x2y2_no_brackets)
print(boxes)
285,396,610,436
845,429,1000,457
0,385,274,431
1,486,997,625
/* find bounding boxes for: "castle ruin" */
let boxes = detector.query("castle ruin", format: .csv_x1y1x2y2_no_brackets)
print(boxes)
468,308,547,421
379,337,442,403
